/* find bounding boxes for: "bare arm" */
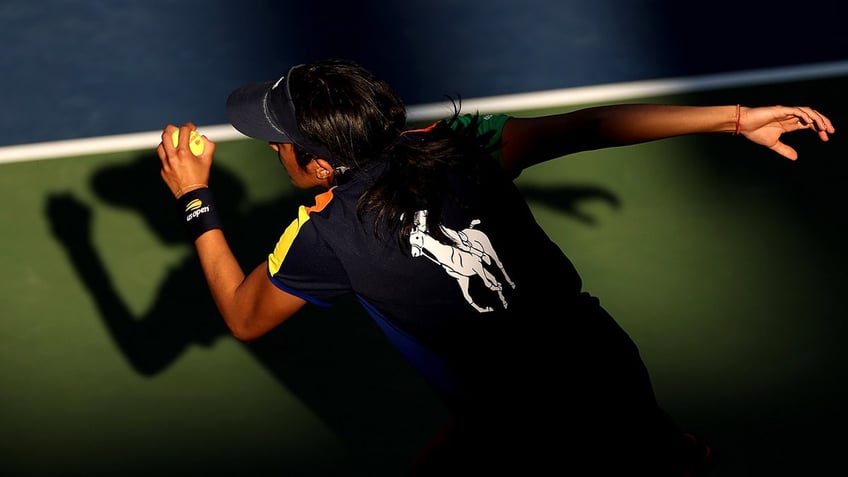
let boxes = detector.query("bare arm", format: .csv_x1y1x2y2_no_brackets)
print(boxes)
192,230,306,341
157,123,306,341
500,104,835,175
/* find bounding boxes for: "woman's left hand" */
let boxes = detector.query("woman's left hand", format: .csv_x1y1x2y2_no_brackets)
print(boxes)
740,105,835,160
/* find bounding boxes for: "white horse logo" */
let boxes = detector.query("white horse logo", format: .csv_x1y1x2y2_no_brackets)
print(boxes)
408,210,515,313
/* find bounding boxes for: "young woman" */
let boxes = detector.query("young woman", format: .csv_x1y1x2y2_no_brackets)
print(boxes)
158,59,834,475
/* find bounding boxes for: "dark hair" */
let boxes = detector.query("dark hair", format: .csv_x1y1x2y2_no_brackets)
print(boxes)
289,59,496,246
288,59,406,168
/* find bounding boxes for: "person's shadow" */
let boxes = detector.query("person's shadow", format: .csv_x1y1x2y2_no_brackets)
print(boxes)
45,153,619,473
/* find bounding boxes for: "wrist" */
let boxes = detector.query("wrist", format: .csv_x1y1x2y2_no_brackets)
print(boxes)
177,187,223,241
733,104,741,135
176,183,208,199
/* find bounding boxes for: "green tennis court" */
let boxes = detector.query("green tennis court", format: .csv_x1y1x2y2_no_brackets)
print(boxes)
2,76,846,476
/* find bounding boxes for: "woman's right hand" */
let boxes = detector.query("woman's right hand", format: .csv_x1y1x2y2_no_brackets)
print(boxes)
157,122,215,198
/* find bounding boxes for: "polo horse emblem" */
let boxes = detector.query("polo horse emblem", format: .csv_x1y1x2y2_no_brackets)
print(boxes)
408,210,516,313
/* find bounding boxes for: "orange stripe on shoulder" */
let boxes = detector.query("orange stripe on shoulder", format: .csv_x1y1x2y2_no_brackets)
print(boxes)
267,188,336,276
305,188,335,214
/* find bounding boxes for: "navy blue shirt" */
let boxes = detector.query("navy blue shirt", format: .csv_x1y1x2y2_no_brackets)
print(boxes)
266,113,590,402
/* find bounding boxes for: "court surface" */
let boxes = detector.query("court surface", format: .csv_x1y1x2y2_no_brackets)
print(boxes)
2,73,847,476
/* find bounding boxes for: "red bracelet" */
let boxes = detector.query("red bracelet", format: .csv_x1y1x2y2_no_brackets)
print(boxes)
734,104,741,135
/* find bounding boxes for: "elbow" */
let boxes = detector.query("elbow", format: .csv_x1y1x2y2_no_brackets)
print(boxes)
217,283,301,342
221,311,263,342
227,322,263,342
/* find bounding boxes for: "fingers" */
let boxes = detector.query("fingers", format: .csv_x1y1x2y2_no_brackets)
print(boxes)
162,122,198,152
796,106,835,140
771,141,798,161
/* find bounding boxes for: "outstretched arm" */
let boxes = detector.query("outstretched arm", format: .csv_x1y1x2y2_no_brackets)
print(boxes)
157,123,306,341
500,104,835,175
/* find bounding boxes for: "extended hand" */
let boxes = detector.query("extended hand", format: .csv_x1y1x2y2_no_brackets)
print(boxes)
740,105,835,160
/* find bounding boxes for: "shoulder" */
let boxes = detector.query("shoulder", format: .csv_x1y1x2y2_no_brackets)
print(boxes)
450,113,512,167
450,113,511,134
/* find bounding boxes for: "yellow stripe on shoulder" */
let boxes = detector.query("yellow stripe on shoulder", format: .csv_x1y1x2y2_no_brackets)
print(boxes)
267,189,335,275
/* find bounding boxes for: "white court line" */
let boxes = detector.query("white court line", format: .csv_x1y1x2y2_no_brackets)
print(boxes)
2,60,847,165
0,124,245,165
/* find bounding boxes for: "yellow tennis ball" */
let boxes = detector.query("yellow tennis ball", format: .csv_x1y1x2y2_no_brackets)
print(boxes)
171,129,205,155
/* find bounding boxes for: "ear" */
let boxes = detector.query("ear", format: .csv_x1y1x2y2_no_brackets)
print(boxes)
314,158,335,180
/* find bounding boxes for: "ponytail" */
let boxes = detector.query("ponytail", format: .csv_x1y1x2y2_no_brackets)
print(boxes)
358,105,499,247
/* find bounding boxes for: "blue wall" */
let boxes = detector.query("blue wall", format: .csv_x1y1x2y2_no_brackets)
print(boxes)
2,0,847,147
